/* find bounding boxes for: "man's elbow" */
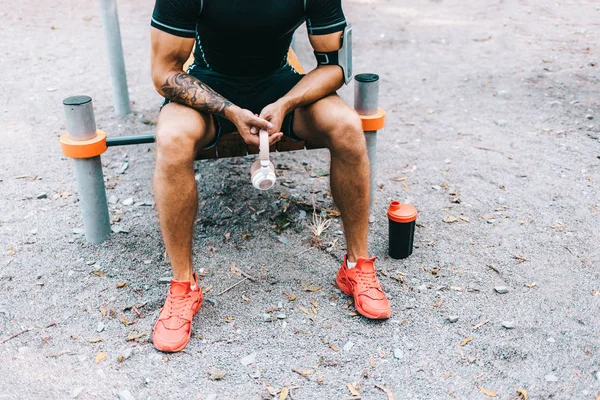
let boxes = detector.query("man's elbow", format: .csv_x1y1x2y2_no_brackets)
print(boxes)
152,68,178,97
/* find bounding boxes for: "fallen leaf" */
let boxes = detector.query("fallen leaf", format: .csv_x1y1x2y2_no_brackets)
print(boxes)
263,381,277,396
280,387,289,400
99,307,107,317
432,297,443,308
299,306,309,315
374,384,395,400
443,215,459,223
230,263,240,276
391,176,407,182
284,292,297,301
302,286,323,292
326,208,341,217
89,338,103,343
225,232,231,242
348,311,359,317
328,343,339,352
459,216,470,222
119,314,131,326
347,382,360,396
117,355,125,363
126,330,148,341
311,305,318,315
317,376,324,385
516,388,528,400
442,371,451,380
242,295,251,303
292,368,312,377
95,352,106,364
526,282,537,288
478,386,497,397
472,320,489,330
224,316,235,322
460,336,473,346
265,307,280,313
481,215,495,220
116,282,128,288
402,182,411,190
513,255,527,264
370,355,376,368
91,270,107,278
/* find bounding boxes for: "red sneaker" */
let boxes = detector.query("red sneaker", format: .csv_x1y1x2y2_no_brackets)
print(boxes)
336,256,391,319
153,273,203,352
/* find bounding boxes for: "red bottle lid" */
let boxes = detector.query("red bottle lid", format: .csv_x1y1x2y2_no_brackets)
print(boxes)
388,201,417,223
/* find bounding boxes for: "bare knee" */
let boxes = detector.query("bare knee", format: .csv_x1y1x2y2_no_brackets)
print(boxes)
155,128,201,169
324,110,366,162
155,105,213,170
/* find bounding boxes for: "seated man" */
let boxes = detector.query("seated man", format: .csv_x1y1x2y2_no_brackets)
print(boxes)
150,0,391,352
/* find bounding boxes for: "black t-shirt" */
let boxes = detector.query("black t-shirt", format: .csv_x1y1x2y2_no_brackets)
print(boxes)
151,0,346,76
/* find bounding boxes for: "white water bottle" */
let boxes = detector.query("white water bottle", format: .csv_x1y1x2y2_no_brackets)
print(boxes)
250,129,276,190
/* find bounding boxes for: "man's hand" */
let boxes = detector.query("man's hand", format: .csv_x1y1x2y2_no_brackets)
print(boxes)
229,107,279,147
252,101,287,142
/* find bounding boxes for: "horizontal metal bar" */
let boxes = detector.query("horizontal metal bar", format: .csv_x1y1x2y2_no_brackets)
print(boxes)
106,134,155,147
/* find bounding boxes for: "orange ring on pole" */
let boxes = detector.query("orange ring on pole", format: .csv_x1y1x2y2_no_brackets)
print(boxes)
359,108,386,131
60,130,107,159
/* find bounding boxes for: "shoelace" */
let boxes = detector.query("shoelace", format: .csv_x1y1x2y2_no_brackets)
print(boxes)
354,267,382,292
163,293,192,319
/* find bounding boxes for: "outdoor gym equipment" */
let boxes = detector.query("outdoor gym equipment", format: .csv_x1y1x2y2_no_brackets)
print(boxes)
63,15,385,244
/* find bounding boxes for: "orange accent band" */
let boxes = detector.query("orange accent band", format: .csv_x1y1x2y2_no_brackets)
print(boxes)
359,108,386,131
287,48,306,74
60,130,107,159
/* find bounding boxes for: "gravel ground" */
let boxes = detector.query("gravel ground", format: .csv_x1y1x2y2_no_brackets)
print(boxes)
1,0,599,399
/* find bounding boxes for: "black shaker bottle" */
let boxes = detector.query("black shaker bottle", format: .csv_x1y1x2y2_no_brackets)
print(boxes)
388,201,418,259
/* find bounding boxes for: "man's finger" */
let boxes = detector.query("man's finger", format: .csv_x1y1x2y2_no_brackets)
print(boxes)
268,132,283,145
251,116,273,131
250,126,258,134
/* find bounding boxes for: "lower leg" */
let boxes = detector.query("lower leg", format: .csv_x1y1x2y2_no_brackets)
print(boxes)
154,150,197,283
329,149,370,262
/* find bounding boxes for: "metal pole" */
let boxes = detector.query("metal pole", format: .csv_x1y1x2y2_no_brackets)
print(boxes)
106,134,155,147
98,0,131,116
63,96,111,244
354,73,380,213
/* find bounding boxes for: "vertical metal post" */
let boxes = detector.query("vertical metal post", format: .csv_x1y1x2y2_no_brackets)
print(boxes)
354,73,380,212
63,96,111,244
98,0,131,116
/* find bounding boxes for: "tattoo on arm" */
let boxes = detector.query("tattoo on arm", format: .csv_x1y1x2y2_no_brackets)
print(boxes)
161,73,232,117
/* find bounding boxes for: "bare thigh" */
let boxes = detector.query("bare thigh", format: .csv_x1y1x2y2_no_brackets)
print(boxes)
292,94,364,150
156,102,217,156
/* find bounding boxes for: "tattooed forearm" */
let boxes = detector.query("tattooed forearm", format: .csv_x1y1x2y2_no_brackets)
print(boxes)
161,73,233,117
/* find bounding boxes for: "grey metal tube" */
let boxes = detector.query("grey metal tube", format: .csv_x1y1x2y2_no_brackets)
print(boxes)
73,157,112,244
63,96,111,244
106,134,155,147
354,74,380,212
354,73,380,115
98,0,131,116
63,96,97,140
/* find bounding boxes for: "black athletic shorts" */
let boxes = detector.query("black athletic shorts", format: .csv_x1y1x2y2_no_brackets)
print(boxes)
162,64,305,149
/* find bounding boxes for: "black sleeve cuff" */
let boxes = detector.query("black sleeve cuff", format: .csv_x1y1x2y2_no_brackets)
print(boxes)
307,20,347,35
151,18,196,38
